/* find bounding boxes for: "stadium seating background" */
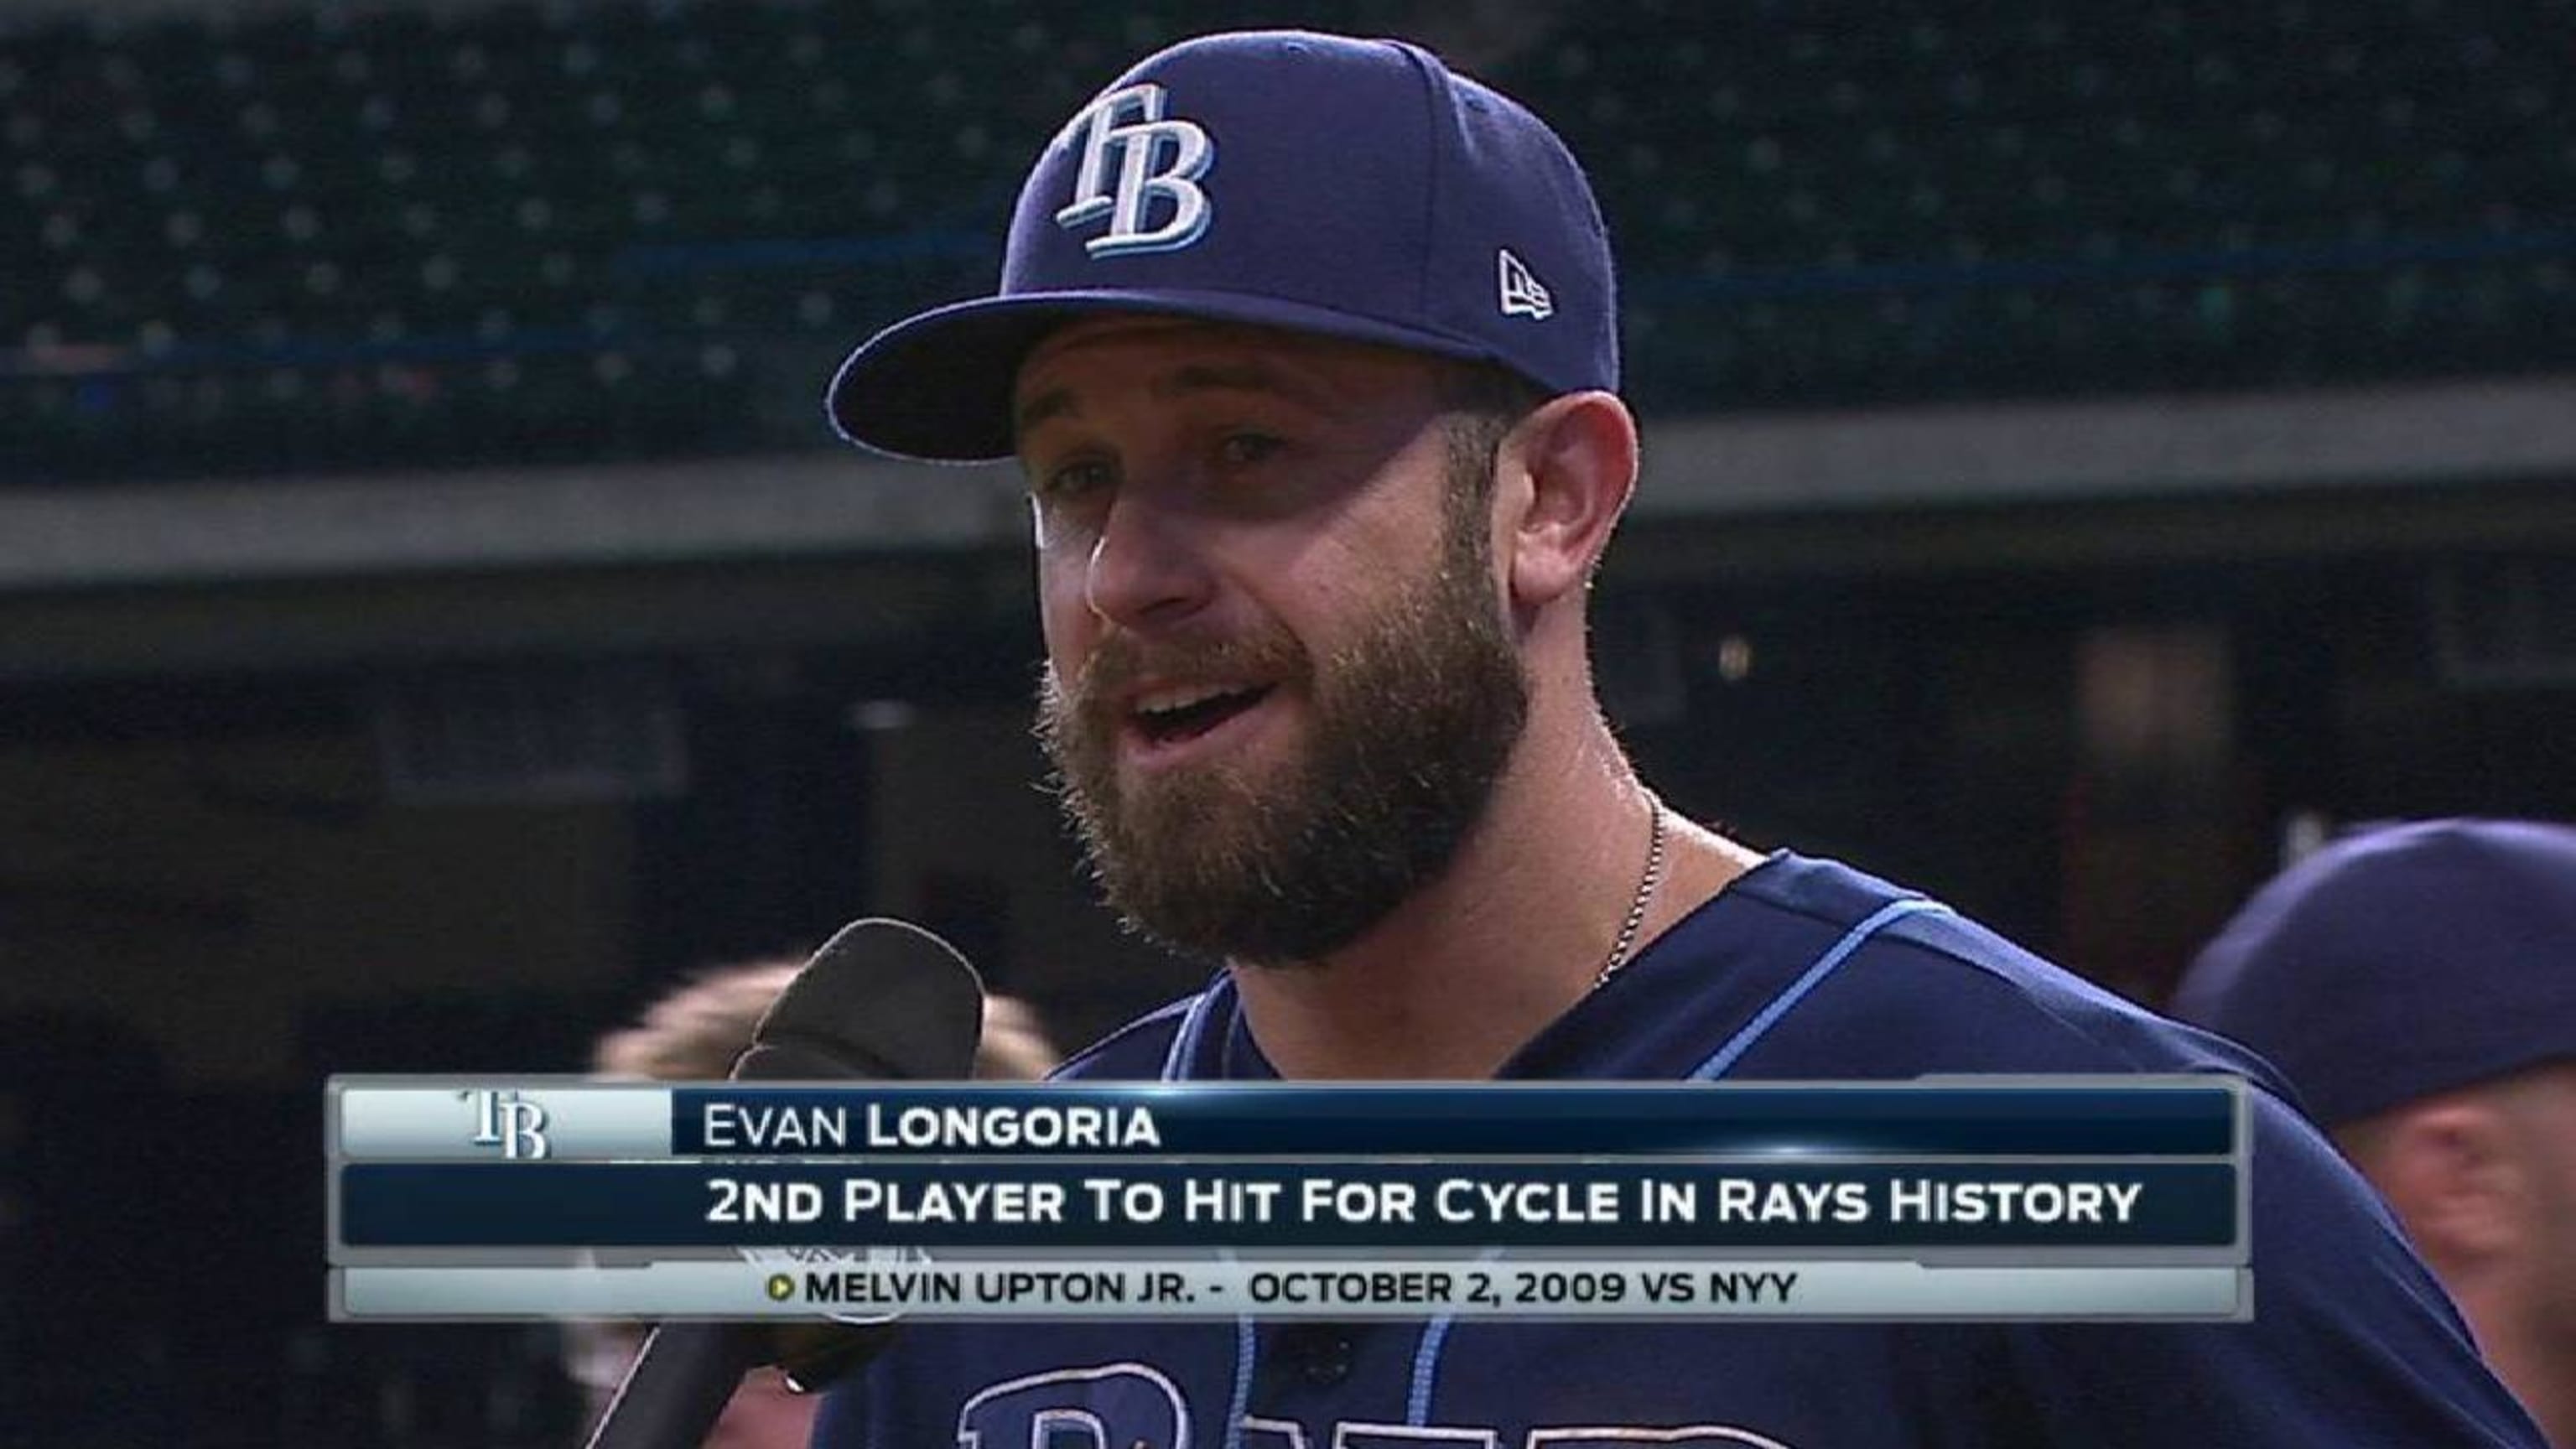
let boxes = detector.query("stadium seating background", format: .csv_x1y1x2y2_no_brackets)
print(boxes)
3,0,2571,481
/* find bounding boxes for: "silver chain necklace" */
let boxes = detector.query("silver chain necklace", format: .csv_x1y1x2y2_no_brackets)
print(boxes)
1592,796,1670,989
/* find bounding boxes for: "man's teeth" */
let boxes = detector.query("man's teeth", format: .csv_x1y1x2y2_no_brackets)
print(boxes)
1136,684,1246,715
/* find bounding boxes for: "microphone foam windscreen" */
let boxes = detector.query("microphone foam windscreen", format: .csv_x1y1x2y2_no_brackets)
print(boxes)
740,917,987,1082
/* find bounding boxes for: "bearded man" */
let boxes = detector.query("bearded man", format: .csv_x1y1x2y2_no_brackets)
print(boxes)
813,28,2542,1448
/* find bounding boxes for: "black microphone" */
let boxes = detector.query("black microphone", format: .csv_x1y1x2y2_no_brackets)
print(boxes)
582,918,986,1449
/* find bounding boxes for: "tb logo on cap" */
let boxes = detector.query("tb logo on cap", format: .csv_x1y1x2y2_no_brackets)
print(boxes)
1052,83,1213,258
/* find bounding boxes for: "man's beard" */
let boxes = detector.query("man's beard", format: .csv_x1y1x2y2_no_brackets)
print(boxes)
1036,497,1530,966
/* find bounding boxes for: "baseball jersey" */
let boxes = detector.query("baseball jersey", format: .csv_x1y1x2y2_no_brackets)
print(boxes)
815,851,2545,1447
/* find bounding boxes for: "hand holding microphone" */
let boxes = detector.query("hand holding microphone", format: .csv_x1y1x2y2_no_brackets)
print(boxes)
581,918,987,1449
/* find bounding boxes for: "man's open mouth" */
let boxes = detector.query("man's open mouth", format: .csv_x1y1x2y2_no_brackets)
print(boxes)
1130,683,1275,746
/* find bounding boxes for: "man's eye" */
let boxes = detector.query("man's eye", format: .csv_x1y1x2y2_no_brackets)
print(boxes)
1217,433,1285,467
1037,459,1114,501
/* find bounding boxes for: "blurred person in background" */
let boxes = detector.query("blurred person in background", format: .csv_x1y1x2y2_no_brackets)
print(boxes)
564,956,1060,1447
2176,818,2576,1447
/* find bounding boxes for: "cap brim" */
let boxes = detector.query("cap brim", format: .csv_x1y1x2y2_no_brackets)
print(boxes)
826,288,1505,463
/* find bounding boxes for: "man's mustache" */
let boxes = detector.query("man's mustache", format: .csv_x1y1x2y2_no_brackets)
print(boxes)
1062,628,1312,714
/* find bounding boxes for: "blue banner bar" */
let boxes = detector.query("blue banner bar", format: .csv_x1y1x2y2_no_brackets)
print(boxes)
339,1161,2237,1250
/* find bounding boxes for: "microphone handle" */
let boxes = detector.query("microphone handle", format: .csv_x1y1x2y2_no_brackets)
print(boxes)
579,917,987,1447
581,1322,762,1449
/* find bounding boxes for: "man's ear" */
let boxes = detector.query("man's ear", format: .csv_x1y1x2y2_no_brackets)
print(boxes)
1495,391,1639,611
2363,1100,2531,1269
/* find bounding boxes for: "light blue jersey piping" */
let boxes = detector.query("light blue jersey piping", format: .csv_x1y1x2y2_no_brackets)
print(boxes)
1159,976,1255,1449
1400,896,1951,1425
1160,896,1950,1438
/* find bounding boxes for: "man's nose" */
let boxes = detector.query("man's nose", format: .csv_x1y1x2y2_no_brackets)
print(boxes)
1083,491,1217,629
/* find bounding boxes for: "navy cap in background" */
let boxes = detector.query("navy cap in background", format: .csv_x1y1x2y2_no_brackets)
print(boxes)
2173,818,2576,1126
827,29,1618,464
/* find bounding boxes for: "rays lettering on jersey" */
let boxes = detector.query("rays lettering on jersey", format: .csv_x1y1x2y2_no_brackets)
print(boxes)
1244,1423,1798,1449
955,1363,1799,1449
958,1363,1191,1449
1052,83,1214,257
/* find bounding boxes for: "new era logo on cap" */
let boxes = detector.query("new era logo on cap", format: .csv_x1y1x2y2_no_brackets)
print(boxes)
1498,248,1553,319
826,30,1619,462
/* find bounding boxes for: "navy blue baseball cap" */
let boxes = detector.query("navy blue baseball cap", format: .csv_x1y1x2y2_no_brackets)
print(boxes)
2173,819,2576,1126
827,29,1618,463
